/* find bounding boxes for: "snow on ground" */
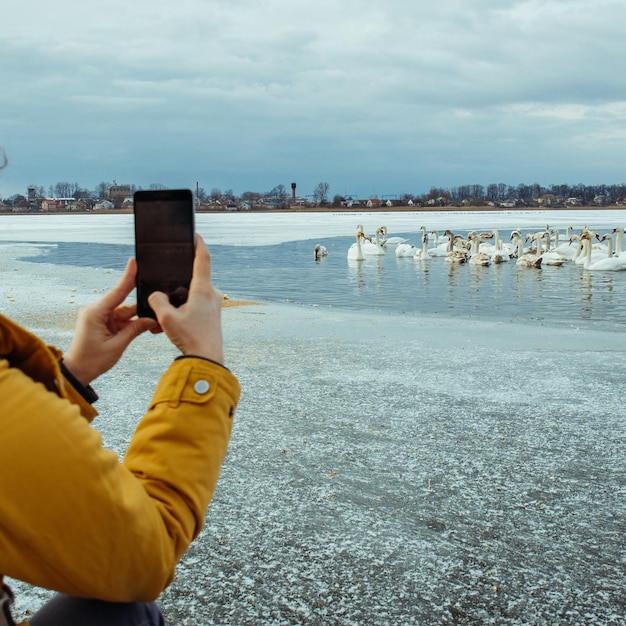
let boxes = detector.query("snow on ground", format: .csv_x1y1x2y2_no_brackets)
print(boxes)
2,246,625,625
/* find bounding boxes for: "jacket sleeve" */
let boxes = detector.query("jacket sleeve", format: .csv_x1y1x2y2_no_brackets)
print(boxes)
0,357,239,603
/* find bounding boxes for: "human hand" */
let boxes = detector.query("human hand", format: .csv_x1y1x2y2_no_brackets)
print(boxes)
148,235,224,364
63,259,158,385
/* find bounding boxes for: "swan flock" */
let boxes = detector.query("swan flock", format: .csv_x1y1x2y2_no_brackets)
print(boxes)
313,223,626,272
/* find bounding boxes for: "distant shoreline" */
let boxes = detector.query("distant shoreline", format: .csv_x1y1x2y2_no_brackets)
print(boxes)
0,204,622,216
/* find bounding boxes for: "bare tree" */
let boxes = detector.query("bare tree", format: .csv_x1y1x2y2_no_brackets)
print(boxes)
54,181,72,198
313,181,330,205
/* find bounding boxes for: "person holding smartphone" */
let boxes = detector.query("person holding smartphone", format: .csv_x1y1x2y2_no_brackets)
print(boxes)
0,235,239,626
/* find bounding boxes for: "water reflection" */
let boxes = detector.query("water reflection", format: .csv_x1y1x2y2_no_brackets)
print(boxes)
579,272,594,319
19,236,626,331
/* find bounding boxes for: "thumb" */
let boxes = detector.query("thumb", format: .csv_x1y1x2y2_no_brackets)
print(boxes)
111,317,158,351
133,317,159,335
148,291,171,319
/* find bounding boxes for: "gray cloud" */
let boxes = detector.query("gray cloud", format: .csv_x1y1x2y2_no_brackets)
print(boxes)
1,0,625,198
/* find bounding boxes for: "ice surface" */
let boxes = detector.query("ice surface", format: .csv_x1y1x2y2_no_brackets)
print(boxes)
1,239,625,625
2,208,626,246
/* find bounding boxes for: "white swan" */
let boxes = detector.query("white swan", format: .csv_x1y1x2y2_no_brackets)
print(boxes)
362,227,386,256
468,232,490,266
413,230,431,261
380,226,408,246
574,232,605,265
611,227,625,256
535,232,565,266
347,232,365,261
443,230,458,253
583,233,626,271
549,227,577,261
479,229,512,263
395,242,417,258
445,232,469,263
509,230,523,257
514,233,542,268
314,244,328,260
427,230,449,257
431,229,449,247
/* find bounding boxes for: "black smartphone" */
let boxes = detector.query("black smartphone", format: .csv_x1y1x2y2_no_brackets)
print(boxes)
134,189,195,319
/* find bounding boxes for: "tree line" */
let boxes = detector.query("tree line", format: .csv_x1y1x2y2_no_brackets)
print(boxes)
2,179,625,209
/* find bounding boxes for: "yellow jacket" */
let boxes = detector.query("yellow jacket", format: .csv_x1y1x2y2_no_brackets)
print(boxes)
0,313,240,623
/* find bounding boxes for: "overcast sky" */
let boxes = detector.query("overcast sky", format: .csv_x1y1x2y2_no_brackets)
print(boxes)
1,0,625,200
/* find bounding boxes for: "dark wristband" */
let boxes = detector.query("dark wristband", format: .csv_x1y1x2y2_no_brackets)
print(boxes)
174,354,231,373
59,360,99,404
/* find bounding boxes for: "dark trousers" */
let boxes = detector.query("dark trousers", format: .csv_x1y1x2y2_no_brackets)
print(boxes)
29,594,165,626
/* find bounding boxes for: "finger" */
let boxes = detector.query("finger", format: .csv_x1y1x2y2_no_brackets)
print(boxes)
129,317,159,336
189,235,212,295
113,304,138,322
148,291,171,319
97,259,137,311
109,317,158,350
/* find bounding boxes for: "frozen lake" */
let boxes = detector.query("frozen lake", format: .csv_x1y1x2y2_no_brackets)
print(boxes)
1,211,625,625
2,209,626,330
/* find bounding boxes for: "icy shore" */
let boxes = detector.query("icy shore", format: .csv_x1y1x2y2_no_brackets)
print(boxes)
2,246,625,625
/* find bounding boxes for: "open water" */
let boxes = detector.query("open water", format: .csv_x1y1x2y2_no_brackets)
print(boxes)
2,210,626,331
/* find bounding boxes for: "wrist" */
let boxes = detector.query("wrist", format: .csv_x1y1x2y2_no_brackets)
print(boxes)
60,355,91,387
175,354,230,372
59,359,99,404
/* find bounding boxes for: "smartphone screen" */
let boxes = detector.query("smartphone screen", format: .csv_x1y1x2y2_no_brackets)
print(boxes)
134,189,195,319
